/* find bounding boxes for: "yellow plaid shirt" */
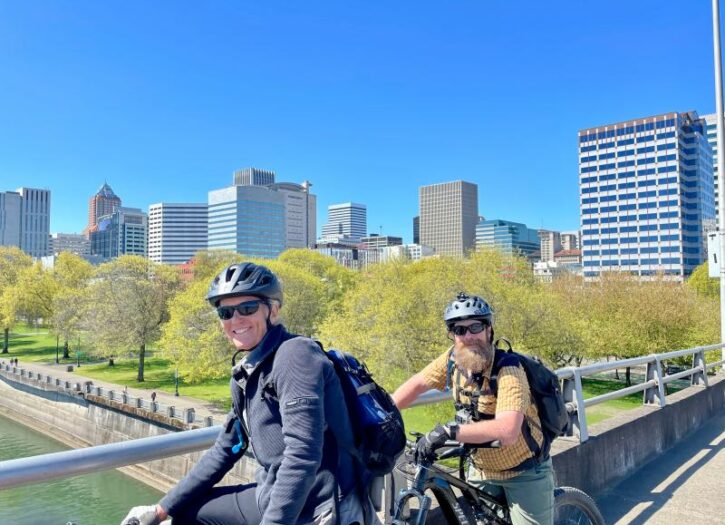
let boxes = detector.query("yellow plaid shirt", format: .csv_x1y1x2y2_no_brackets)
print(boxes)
420,349,544,481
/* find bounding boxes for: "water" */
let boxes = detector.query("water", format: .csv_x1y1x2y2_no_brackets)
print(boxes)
0,413,164,525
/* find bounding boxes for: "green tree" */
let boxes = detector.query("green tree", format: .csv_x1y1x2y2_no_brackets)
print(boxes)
0,247,33,352
14,261,59,326
51,253,94,359
687,262,719,299
84,256,180,381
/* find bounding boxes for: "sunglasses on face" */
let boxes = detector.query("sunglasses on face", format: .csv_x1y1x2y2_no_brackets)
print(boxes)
216,299,265,320
449,321,488,337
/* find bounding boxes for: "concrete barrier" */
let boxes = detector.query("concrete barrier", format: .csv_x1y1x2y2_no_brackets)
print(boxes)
551,375,725,496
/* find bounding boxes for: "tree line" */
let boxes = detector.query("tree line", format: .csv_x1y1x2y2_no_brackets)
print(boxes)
0,246,719,386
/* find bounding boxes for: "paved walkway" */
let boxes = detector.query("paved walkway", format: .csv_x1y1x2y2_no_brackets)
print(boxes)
596,412,725,524
0,357,228,425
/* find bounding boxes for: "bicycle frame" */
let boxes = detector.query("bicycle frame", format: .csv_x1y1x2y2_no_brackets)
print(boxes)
392,452,510,525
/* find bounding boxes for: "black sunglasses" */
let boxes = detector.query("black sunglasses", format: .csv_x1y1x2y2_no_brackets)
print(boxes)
449,321,488,337
217,299,266,320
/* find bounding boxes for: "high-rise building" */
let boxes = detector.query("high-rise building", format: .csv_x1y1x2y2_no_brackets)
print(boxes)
267,181,317,248
85,183,121,238
419,181,478,257
579,111,715,280
208,185,286,258
561,232,579,251
148,203,208,264
49,233,90,256
413,216,420,244
539,230,562,263
475,219,540,259
0,191,22,249
233,167,276,187
90,207,147,260
18,188,51,258
703,114,721,222
321,203,367,243
1,188,51,257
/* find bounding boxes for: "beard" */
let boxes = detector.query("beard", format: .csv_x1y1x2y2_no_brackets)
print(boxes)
453,339,494,374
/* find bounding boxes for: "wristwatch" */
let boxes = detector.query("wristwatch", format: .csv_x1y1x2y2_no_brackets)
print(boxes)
446,423,460,441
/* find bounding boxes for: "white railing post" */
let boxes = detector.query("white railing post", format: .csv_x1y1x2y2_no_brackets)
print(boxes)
692,349,709,387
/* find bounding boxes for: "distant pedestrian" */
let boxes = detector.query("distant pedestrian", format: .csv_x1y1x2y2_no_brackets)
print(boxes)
151,391,157,403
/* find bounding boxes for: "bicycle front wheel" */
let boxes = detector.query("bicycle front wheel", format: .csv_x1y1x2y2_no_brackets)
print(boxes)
553,487,605,525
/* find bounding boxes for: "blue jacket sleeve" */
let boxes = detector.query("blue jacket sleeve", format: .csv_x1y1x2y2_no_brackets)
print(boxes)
159,410,246,517
260,340,329,525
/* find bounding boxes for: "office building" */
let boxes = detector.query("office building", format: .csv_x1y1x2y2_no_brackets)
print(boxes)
539,230,562,263
85,183,121,238
148,203,208,264
90,207,147,259
579,111,716,280
419,181,478,257
234,167,276,187
49,233,90,256
360,234,403,250
208,185,286,258
380,243,435,262
703,114,722,222
476,219,540,258
561,232,579,251
413,216,420,244
267,181,316,248
321,202,367,243
0,191,22,248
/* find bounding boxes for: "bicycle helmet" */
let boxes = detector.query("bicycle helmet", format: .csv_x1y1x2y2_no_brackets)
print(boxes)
443,292,494,327
207,262,283,307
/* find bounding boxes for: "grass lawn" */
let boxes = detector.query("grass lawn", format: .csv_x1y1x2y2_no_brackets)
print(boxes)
3,326,667,423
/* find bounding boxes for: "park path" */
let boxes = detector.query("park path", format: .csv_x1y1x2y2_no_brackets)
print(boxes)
0,356,228,425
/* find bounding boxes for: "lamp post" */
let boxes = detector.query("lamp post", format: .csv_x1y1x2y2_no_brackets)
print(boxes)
713,0,725,368
76,334,81,368
55,334,59,364
175,367,180,397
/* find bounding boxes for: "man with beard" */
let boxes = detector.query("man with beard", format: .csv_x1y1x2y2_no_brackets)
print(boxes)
392,293,555,525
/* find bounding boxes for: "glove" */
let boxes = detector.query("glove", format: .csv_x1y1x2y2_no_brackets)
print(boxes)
120,505,164,525
414,423,451,462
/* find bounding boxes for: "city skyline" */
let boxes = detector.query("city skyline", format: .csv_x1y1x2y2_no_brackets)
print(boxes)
0,2,717,243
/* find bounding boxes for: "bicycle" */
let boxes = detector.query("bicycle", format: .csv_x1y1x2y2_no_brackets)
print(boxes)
391,437,605,525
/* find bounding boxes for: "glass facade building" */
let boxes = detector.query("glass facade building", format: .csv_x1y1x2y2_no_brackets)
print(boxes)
579,111,715,280
208,185,286,258
475,219,540,258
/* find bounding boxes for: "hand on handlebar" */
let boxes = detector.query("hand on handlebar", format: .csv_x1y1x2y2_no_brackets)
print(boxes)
414,423,452,462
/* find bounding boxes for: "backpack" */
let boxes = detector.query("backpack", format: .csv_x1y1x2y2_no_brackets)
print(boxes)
325,348,406,479
448,338,570,462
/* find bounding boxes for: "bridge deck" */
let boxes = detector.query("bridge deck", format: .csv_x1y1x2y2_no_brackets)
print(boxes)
596,411,725,524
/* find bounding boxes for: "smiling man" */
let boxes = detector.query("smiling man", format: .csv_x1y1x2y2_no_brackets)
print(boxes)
122,262,362,525
392,292,555,525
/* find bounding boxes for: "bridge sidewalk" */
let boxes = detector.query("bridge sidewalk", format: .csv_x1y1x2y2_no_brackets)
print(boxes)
596,411,725,524
0,358,228,425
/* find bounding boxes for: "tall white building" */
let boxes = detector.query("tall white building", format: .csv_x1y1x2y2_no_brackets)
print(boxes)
148,203,208,264
267,182,316,248
561,232,579,251
321,202,367,243
579,111,715,280
419,181,478,257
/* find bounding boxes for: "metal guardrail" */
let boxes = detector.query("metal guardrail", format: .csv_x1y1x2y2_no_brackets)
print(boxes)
0,362,216,427
0,344,723,489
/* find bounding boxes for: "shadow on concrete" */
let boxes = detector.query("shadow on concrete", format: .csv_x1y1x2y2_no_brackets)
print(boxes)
596,412,725,524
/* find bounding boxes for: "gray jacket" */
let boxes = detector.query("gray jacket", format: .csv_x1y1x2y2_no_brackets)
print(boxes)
160,325,357,525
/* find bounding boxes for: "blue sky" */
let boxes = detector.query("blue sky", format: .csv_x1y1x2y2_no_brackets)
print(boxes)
0,1,718,242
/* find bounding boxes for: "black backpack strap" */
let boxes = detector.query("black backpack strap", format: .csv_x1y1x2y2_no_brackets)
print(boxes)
490,345,542,463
